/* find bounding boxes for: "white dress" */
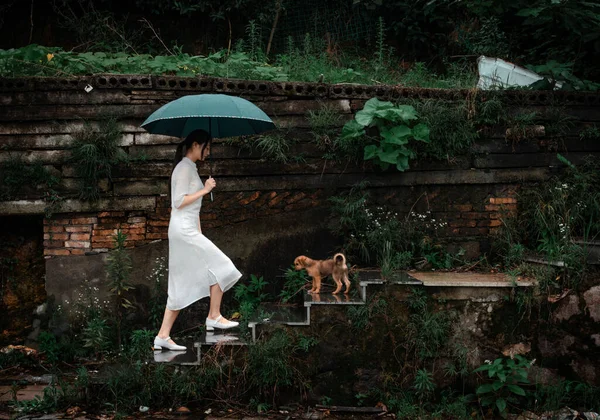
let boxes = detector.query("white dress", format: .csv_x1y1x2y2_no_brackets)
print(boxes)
166,157,242,311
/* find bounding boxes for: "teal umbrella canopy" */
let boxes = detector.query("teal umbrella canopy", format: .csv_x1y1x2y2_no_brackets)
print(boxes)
141,94,275,138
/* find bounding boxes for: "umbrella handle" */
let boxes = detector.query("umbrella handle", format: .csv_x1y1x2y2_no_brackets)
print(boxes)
211,191,214,202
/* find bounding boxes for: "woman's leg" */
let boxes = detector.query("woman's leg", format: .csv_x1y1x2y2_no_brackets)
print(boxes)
207,283,224,320
157,308,180,341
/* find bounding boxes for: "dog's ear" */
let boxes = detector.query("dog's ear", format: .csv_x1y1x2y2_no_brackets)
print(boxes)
297,256,307,265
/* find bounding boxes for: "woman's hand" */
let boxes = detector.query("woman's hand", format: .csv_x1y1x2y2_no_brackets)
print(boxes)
204,176,216,193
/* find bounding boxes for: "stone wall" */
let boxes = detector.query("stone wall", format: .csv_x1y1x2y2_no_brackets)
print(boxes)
1,76,600,268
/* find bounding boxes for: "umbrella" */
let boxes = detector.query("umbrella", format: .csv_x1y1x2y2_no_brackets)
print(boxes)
140,94,276,201
140,93,275,138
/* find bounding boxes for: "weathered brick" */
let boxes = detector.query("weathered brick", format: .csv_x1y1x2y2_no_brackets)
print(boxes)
450,204,473,212
490,197,517,205
43,225,64,233
44,233,69,240
71,217,97,225
485,204,517,212
462,212,489,220
202,213,217,220
268,192,290,207
65,225,92,232
148,225,167,233
124,234,146,241
147,233,168,240
70,249,86,255
121,228,146,235
45,218,71,225
98,211,126,217
44,249,70,256
287,192,306,205
127,222,146,229
92,242,116,249
44,240,65,247
65,241,91,248
489,219,503,227
449,220,477,228
239,191,260,205
94,223,122,229
93,229,119,236
148,220,169,226
458,227,489,236
70,233,91,241
98,217,126,224
127,216,147,223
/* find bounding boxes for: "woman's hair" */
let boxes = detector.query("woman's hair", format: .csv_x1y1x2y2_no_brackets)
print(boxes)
174,129,212,167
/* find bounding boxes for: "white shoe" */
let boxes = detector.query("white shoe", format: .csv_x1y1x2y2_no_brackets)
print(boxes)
153,336,186,351
205,315,239,331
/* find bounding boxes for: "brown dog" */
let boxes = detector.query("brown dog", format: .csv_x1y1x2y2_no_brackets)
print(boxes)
294,253,350,294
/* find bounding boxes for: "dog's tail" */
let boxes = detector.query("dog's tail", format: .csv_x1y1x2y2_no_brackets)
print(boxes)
334,253,346,266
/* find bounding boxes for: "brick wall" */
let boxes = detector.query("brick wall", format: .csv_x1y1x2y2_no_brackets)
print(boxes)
41,189,324,256
1,75,599,259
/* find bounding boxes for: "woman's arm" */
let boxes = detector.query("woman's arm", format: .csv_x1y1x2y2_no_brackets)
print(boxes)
172,168,215,210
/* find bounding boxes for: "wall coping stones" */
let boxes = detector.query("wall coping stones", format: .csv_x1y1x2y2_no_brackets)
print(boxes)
1,75,599,106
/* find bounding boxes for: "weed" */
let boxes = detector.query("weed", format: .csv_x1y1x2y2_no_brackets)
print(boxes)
255,131,295,163
106,230,134,349
413,368,435,399
580,125,600,141
128,329,154,360
406,99,478,161
71,117,127,201
147,256,168,330
279,267,309,303
406,288,451,361
307,104,343,156
473,355,531,418
234,274,271,325
347,297,387,331
81,315,110,358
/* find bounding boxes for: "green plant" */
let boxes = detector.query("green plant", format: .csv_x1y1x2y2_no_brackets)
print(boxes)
279,267,309,303
474,356,531,418
413,368,435,399
234,274,270,322
71,117,127,201
0,157,63,216
378,241,412,279
340,98,430,171
294,333,318,352
106,230,134,349
248,330,303,399
81,315,110,358
347,297,387,331
38,331,61,365
147,256,168,330
254,131,294,163
406,288,451,361
528,61,600,91
128,329,154,360
407,99,478,161
307,104,343,157
580,125,600,141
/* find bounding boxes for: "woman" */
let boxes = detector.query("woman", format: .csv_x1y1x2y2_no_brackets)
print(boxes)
154,130,242,351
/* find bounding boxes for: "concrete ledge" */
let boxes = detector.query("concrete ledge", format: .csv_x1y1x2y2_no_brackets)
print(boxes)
0,197,156,215
410,271,535,287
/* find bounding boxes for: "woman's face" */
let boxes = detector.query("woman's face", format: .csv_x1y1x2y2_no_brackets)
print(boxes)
192,142,211,161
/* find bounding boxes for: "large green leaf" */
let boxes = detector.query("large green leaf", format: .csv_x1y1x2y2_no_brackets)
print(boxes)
412,123,430,142
381,125,411,145
377,148,401,164
507,384,526,396
496,398,507,413
395,155,410,171
355,98,394,127
341,120,366,139
374,105,418,123
476,383,494,395
364,145,379,160
492,381,504,391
